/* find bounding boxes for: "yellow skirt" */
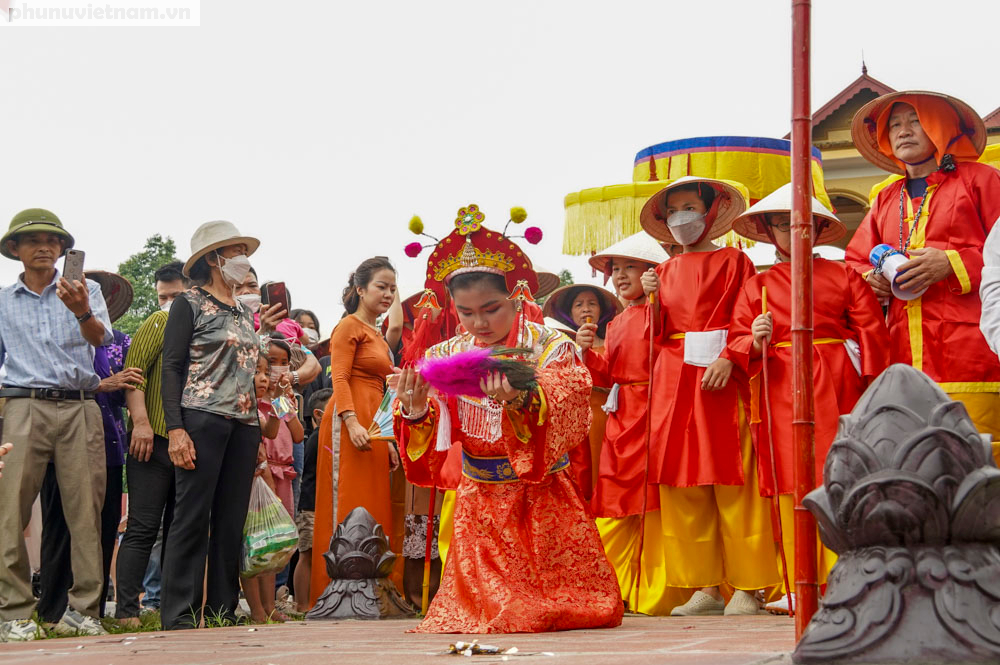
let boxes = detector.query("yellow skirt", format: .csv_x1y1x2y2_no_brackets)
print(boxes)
657,402,780,591
948,391,1000,466
596,512,692,615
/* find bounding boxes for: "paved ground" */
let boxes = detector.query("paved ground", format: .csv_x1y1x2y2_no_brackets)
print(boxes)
0,615,796,665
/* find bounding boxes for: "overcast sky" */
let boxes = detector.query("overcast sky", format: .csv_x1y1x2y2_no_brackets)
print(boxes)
2,0,997,335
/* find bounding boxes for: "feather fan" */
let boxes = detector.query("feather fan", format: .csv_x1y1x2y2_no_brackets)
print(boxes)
416,347,537,398
367,388,397,441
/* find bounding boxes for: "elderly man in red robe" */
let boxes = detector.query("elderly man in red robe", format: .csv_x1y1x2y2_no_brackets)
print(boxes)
846,90,1000,464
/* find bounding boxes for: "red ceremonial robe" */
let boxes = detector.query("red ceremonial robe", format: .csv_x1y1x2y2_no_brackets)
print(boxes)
395,324,623,633
584,305,660,518
727,259,891,495
845,162,1000,390
649,247,756,487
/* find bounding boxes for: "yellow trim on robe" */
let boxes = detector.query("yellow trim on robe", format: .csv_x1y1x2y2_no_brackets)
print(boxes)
772,338,845,348
945,249,972,295
901,185,938,372
939,382,1000,393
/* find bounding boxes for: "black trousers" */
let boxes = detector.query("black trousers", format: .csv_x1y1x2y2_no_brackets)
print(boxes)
160,409,259,630
38,463,122,622
114,434,175,619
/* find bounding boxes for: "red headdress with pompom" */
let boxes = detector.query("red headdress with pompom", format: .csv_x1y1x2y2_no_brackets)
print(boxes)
404,204,543,354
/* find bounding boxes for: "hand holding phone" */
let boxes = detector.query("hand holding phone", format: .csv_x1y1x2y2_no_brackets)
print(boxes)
262,281,290,317
62,249,85,284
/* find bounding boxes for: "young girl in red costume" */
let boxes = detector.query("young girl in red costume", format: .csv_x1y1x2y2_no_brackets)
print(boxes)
394,204,622,633
728,183,889,608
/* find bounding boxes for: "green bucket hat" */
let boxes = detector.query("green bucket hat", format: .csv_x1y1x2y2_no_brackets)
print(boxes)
1,208,75,260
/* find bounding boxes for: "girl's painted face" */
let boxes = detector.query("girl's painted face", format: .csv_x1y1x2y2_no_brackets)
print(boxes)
452,282,517,345
254,356,270,399
570,289,601,328
664,190,708,216
359,268,397,315
611,258,651,302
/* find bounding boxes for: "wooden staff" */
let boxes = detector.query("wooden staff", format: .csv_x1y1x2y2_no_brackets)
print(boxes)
761,286,794,615
632,291,656,613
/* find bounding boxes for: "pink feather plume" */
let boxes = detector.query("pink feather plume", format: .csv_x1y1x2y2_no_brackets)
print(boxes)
416,347,496,398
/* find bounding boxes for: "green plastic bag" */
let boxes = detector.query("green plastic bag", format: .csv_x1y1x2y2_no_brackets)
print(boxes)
240,476,298,578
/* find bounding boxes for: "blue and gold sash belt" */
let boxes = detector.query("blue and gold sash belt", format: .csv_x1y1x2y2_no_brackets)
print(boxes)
461,451,570,484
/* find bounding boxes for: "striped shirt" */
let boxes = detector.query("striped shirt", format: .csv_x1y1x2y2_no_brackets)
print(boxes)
0,270,113,391
124,309,170,438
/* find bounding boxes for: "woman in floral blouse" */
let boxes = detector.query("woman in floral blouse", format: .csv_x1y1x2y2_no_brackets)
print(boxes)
160,221,262,630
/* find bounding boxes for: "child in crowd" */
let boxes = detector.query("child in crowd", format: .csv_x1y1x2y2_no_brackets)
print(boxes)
728,184,890,607
576,232,684,615
292,387,331,613
640,176,779,616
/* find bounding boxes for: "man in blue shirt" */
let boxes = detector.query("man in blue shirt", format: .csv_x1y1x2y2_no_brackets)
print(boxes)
0,209,113,642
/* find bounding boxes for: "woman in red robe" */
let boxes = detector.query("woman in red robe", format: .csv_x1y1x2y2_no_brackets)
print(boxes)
728,184,891,599
639,177,779,616
394,205,623,633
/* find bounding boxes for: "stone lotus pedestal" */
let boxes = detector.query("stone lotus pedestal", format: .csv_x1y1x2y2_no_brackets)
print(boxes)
793,364,1000,664
305,506,413,620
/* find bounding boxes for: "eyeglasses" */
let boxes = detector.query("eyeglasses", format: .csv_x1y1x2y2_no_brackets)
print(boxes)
765,219,792,232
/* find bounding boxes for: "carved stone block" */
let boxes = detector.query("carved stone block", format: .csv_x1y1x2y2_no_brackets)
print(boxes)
305,506,414,620
794,364,1000,663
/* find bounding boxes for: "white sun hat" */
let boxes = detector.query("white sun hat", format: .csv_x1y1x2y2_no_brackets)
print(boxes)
588,231,670,280
732,183,846,246
183,220,260,277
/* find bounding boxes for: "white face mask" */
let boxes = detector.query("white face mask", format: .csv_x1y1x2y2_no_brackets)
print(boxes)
216,252,252,286
160,300,173,313
666,210,707,246
303,327,320,344
236,293,261,313
269,364,290,383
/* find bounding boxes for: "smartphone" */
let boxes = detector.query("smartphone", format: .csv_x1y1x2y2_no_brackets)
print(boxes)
62,249,85,284
262,281,290,314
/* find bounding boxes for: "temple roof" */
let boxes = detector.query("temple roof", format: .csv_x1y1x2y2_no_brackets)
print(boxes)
784,66,896,142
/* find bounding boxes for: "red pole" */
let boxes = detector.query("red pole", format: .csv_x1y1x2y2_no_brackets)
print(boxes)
791,0,819,637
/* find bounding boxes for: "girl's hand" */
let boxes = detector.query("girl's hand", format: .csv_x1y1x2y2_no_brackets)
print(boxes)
480,371,518,402
397,366,430,416
701,357,734,391
752,312,773,352
640,269,659,296
346,418,372,451
388,443,401,471
576,322,598,352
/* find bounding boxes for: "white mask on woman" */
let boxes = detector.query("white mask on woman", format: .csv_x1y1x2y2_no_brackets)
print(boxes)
216,252,252,286
303,327,320,344
667,210,707,246
236,293,261,313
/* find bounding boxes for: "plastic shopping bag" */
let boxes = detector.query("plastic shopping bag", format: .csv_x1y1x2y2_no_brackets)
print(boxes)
240,476,298,578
